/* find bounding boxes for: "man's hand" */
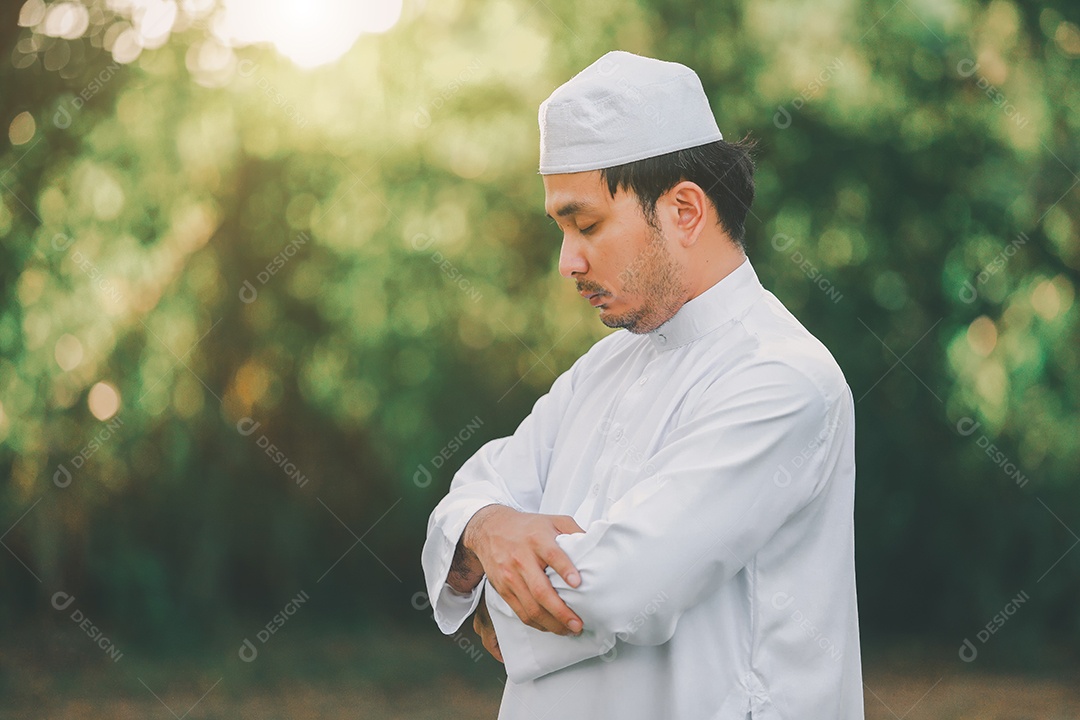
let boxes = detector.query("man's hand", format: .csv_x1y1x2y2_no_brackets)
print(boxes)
462,504,586,636
473,588,503,663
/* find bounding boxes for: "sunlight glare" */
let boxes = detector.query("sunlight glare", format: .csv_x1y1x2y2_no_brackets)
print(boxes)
213,0,403,69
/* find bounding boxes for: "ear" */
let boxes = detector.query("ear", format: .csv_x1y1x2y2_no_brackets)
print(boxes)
666,181,708,248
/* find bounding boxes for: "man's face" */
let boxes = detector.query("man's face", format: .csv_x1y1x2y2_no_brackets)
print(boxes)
543,171,690,334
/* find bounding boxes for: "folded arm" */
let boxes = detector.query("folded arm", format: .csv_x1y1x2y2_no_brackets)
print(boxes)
420,347,598,635
485,363,848,683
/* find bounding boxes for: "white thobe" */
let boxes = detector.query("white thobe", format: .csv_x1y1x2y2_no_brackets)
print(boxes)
421,257,864,720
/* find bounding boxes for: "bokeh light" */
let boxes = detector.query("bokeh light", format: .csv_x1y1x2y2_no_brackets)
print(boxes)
53,333,84,371
212,0,403,68
87,381,121,420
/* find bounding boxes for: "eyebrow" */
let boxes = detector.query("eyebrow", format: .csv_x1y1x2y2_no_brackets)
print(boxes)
545,200,596,221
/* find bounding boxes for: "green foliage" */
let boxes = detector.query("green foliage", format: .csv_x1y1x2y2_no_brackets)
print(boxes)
0,0,1077,664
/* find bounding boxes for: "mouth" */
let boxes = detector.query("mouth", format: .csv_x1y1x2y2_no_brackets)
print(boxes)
584,292,608,307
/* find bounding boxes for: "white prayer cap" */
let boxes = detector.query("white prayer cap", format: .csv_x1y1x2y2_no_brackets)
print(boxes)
538,50,723,175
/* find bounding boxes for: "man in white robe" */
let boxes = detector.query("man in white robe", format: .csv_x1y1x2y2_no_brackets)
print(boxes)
421,50,864,719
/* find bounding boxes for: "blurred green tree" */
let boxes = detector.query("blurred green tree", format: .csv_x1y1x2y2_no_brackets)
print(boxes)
0,0,1076,667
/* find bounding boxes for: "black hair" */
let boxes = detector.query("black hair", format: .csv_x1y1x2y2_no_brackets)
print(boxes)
598,136,757,250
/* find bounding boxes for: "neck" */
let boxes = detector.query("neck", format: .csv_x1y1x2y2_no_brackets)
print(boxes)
683,247,747,302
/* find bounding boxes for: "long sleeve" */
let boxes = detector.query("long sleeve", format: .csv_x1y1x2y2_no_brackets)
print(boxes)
420,346,595,635
485,360,849,683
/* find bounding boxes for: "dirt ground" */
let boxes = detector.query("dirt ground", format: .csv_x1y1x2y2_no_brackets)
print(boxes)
2,624,1077,719
8,674,1080,719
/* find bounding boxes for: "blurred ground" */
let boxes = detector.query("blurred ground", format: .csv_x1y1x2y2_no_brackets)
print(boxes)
2,623,1078,719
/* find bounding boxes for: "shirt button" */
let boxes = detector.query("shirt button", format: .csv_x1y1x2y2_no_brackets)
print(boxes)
657,333,667,344
613,428,624,441
638,376,648,386
590,485,599,496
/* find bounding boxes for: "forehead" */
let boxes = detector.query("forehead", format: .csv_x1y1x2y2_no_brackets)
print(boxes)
543,171,613,219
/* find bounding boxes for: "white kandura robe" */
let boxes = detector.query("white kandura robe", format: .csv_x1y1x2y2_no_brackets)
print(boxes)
421,257,864,720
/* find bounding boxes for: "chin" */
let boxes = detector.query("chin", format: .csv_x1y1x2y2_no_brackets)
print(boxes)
600,303,652,334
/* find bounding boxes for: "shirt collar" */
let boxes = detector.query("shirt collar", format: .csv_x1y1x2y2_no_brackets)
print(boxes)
645,256,764,351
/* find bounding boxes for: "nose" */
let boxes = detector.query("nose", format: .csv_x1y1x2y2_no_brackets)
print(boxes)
558,234,588,279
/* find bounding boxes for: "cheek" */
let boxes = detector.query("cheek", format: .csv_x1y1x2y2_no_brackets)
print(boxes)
596,248,631,291
591,225,651,293
608,242,650,292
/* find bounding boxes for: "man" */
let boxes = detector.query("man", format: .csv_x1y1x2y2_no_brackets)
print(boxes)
421,50,863,719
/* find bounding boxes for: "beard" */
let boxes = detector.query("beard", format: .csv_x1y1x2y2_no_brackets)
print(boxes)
600,221,690,335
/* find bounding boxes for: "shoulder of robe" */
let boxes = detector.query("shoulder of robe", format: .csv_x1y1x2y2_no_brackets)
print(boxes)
569,328,637,381
733,321,848,410
696,350,841,423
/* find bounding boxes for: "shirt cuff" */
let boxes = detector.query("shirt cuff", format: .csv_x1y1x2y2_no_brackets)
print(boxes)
433,578,487,633
423,496,511,634
485,579,615,683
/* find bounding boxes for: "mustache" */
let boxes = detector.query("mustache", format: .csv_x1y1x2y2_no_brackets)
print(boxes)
576,281,608,295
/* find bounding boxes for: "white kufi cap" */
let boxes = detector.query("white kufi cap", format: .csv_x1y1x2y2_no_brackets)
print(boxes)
538,50,723,175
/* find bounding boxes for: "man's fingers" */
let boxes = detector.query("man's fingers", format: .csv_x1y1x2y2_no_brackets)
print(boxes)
541,543,581,589
490,633,503,663
548,515,584,588
506,577,576,635
480,628,502,663
524,565,582,633
552,514,585,536
474,605,504,663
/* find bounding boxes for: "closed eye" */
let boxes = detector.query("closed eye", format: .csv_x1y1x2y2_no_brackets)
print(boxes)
580,223,598,235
